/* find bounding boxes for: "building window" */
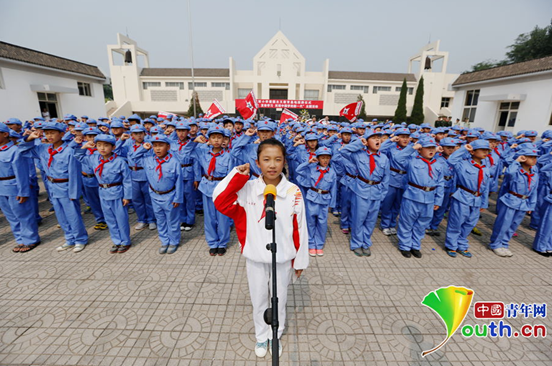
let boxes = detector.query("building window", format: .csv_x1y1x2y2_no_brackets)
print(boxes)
395,86,413,95
350,85,369,93
373,86,392,94
497,101,520,129
211,82,230,90
188,82,207,89
78,82,92,96
462,89,480,123
165,82,184,89
327,84,346,92
143,82,161,90
304,89,319,100
441,97,451,108
238,89,251,99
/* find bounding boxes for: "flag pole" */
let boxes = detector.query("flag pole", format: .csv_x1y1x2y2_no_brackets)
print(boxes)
187,0,197,118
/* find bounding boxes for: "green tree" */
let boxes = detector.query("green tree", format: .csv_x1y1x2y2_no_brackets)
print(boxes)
103,83,113,101
410,76,425,125
506,22,552,63
186,91,203,117
357,94,367,120
393,78,408,123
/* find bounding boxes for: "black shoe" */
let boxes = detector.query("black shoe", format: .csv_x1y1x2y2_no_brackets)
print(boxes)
118,245,130,254
362,248,371,257
196,209,204,215
209,248,217,256
411,249,422,258
217,248,227,256
400,250,412,258
110,245,119,254
533,249,550,257
433,231,441,237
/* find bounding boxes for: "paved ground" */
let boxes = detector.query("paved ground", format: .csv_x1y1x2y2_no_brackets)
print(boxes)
0,187,551,366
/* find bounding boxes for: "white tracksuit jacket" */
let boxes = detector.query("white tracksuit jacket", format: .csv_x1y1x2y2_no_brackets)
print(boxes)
213,168,309,270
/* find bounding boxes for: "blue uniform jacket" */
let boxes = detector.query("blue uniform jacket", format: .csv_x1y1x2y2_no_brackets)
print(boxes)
295,162,337,207
448,146,491,209
498,161,539,211
0,141,31,197
133,149,184,204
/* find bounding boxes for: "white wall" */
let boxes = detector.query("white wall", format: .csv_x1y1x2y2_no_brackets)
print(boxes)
0,61,105,121
451,72,552,134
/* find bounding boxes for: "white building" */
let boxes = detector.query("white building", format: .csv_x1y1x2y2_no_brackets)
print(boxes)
450,55,552,134
108,32,457,123
0,41,106,121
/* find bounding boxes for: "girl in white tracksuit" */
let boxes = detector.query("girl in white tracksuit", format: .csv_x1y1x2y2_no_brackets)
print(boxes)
213,138,309,356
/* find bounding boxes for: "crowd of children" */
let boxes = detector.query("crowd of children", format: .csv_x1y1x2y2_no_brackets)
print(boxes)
1,113,551,260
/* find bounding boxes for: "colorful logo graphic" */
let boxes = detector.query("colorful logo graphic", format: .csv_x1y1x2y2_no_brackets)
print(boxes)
421,286,474,357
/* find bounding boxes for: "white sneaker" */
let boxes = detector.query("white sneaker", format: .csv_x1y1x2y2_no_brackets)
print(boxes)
254,340,268,358
56,243,72,252
390,228,397,235
382,228,392,236
149,223,157,230
503,248,513,257
268,339,283,357
73,244,85,253
135,222,146,230
493,248,509,257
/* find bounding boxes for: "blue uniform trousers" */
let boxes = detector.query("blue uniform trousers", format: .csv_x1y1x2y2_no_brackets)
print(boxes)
102,198,130,246
350,194,381,250
202,194,230,249
82,185,105,223
533,201,552,253
397,198,432,251
180,180,196,225
489,203,526,249
151,195,181,247
339,184,352,230
444,198,479,251
380,186,404,229
51,197,88,245
132,180,155,224
30,178,42,224
429,192,451,230
0,195,40,245
306,200,329,250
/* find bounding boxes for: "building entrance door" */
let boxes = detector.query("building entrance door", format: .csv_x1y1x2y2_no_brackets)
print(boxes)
269,89,288,100
37,92,59,119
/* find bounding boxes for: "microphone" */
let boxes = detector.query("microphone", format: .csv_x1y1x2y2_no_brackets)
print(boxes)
263,184,277,230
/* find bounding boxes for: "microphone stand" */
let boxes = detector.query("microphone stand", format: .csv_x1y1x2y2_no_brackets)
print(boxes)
264,210,279,365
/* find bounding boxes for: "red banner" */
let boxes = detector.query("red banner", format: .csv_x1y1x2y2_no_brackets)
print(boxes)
235,99,323,110
280,108,298,124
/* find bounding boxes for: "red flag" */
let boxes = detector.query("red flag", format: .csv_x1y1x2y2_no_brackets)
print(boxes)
158,111,169,119
236,91,258,119
280,108,298,124
339,101,363,122
204,99,225,120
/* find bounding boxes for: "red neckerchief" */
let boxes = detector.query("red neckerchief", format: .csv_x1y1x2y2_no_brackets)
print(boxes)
366,150,378,175
471,160,486,192
133,143,142,152
0,141,14,151
47,144,64,168
87,148,97,154
155,153,172,181
488,154,494,166
494,147,501,157
418,156,436,178
521,168,535,190
208,150,223,176
94,154,117,178
396,144,403,150
314,166,330,187
307,148,316,160
177,140,189,151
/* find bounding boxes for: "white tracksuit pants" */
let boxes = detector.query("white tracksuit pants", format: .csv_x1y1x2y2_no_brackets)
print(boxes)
246,258,293,342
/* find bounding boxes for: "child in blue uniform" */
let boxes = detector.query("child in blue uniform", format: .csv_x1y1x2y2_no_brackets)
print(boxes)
124,124,157,231
296,146,337,257
489,146,539,257
21,122,88,252
0,123,41,252
532,152,552,255
76,135,133,253
340,129,390,257
171,121,196,231
137,135,184,254
396,138,445,258
444,139,492,258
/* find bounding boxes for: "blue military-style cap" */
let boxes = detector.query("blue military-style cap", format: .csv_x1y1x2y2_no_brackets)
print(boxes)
257,121,276,132
206,125,225,137
466,129,479,138
151,134,171,144
149,126,162,134
315,146,333,157
130,124,146,133
517,146,539,157
304,133,319,141
394,128,411,136
176,122,191,130
128,114,142,121
9,130,21,139
525,130,538,137
340,127,352,134
43,122,67,132
34,121,45,129
73,123,87,131
98,117,109,121
7,118,22,125
110,120,124,128
86,119,97,124
420,123,431,129
94,134,117,145
0,123,10,133
327,125,338,132
34,117,45,121
410,132,421,139
470,139,490,150
408,124,419,130
439,137,457,147
481,131,499,140
83,127,101,135
419,137,438,148
64,114,77,121
81,115,89,119
364,129,382,139
371,118,378,122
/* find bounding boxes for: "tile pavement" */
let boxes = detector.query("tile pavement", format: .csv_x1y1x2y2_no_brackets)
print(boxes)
0,189,551,366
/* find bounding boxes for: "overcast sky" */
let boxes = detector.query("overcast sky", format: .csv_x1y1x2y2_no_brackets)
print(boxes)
1,0,551,79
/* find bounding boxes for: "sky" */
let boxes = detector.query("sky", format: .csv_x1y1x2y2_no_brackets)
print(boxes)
1,0,551,79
